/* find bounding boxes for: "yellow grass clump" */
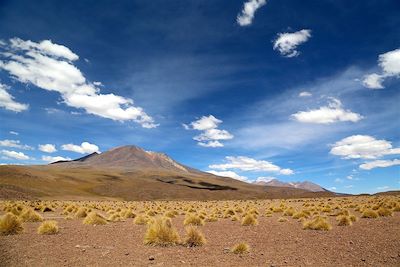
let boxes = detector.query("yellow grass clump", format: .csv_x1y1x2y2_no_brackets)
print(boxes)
184,214,205,226
303,216,332,231
0,213,24,235
361,209,379,218
37,220,59,235
377,207,393,217
83,212,108,225
133,214,149,225
144,217,180,246
241,214,258,226
278,217,288,222
184,226,206,247
336,215,352,226
20,208,43,222
231,242,250,254
75,207,87,218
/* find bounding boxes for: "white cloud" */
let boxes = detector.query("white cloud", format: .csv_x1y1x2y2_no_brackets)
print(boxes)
0,83,28,112
41,155,71,163
362,48,400,89
330,135,400,159
0,139,33,150
376,186,390,191
328,186,337,191
0,38,156,128
291,97,363,124
9,131,18,135
273,29,311,57
209,156,293,175
1,150,30,160
360,159,400,170
344,185,353,189
207,170,248,182
236,0,267,26
38,144,57,153
299,91,312,97
184,115,233,147
61,142,99,154
362,73,384,89
334,178,344,183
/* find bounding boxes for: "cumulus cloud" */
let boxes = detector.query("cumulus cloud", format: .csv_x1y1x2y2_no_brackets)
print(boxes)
362,48,400,89
209,156,293,175
38,144,57,153
360,159,400,170
291,97,363,124
42,155,71,163
299,91,312,97
207,170,248,182
273,29,311,57
237,0,267,26
0,83,28,112
330,135,400,159
0,139,33,150
255,176,276,183
0,38,157,128
61,142,99,154
184,115,233,147
1,149,30,160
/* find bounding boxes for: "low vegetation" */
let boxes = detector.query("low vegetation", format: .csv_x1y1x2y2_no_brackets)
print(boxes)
231,242,250,254
38,220,59,235
144,217,180,246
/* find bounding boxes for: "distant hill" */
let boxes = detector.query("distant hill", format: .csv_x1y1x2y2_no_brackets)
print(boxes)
0,145,337,200
253,178,327,192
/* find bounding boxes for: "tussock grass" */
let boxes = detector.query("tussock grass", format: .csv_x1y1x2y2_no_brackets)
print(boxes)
184,214,205,226
278,217,288,222
303,216,332,231
144,217,180,246
38,220,59,235
361,209,379,218
336,215,352,226
83,212,107,225
184,226,206,247
20,208,43,222
133,214,149,225
0,213,24,235
231,242,250,254
75,207,87,218
377,207,393,217
241,214,258,226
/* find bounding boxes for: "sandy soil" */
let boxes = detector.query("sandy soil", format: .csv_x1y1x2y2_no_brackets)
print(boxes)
1,205,399,267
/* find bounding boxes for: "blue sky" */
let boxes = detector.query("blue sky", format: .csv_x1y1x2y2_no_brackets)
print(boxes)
0,0,399,194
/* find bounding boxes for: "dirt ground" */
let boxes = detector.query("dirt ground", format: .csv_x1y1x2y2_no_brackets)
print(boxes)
0,200,400,267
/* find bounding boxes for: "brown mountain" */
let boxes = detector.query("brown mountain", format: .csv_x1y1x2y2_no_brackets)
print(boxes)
253,179,327,192
0,145,335,200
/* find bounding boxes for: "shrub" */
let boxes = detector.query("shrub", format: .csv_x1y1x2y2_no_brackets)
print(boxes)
19,208,43,222
377,207,393,217
144,217,180,246
231,242,250,254
292,210,310,220
184,214,204,226
0,213,24,235
75,207,87,218
133,214,149,225
336,215,352,226
184,226,206,247
303,216,332,231
38,220,59,235
361,209,379,218
83,212,107,225
283,207,295,216
241,214,258,226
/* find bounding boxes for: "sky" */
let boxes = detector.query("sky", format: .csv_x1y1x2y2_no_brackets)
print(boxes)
0,0,399,194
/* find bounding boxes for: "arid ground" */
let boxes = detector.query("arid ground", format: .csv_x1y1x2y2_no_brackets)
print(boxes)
1,196,399,267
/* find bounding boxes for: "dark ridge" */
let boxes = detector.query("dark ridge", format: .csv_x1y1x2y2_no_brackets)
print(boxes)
49,152,99,165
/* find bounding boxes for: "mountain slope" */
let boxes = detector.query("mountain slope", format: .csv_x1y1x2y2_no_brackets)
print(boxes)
254,179,327,192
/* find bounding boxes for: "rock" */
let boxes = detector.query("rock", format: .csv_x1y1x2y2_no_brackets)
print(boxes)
81,249,86,252
149,256,155,261
223,247,230,253
125,252,129,256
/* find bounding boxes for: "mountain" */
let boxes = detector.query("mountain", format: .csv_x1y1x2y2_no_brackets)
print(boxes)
0,145,335,200
52,145,191,173
254,179,326,192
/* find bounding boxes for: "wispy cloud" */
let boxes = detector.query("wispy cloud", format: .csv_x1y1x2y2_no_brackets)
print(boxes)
237,0,267,26
273,29,311,57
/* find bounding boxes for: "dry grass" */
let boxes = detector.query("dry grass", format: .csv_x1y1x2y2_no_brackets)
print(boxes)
37,220,59,235
83,212,107,225
361,209,379,218
183,214,205,226
241,214,258,226
336,215,352,226
303,216,332,231
0,213,24,235
377,207,393,217
19,208,43,222
278,217,288,222
231,242,250,254
144,217,180,246
184,226,206,247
